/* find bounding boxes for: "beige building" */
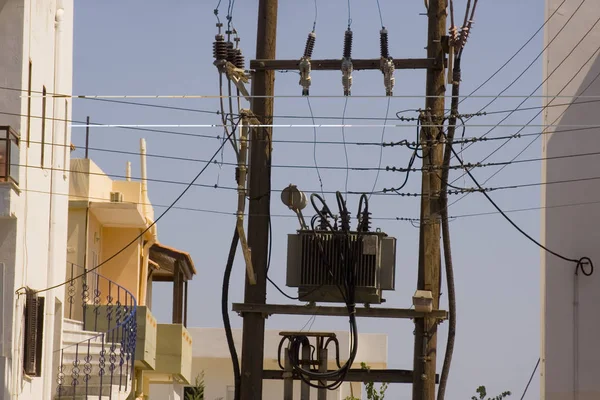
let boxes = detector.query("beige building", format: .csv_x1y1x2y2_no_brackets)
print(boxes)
542,0,600,399
60,142,196,399
149,328,388,400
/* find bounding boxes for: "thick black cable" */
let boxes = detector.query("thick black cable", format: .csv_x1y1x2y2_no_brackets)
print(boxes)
449,144,593,277
450,43,600,208
437,58,461,400
222,227,241,400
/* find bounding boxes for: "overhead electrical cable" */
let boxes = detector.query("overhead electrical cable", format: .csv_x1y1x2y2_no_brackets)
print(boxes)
449,20,600,206
16,184,600,223
448,141,593,276
450,0,594,163
18,119,240,295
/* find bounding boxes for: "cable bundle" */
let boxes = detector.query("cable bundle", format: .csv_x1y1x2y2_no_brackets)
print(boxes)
277,192,373,390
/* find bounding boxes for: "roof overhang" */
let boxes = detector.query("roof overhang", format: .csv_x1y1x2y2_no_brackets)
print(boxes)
149,242,196,282
89,201,147,228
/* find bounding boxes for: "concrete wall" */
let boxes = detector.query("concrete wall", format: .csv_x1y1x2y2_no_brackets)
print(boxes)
0,0,74,399
542,1,600,399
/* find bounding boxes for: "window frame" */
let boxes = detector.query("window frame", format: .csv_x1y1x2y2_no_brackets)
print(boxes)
0,126,21,186
26,61,32,147
41,86,46,167
23,293,44,377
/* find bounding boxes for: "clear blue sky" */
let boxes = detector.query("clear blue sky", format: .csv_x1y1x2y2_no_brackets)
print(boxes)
72,1,544,398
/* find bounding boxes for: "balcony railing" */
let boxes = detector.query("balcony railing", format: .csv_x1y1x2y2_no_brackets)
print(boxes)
0,126,19,185
57,262,137,398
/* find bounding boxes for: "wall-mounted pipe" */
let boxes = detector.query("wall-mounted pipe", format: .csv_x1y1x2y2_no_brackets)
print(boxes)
138,139,156,306
126,161,131,181
42,4,65,399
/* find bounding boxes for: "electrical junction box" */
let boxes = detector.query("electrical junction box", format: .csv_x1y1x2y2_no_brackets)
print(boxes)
286,230,397,305
413,290,433,313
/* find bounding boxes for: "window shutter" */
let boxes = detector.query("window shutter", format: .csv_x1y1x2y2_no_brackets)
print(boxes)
23,289,44,376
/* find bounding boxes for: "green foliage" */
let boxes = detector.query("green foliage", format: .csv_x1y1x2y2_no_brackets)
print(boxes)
471,385,512,400
344,363,388,400
184,371,223,400
185,372,205,400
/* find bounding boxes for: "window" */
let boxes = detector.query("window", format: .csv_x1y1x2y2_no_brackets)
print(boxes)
0,126,20,185
23,290,44,377
41,86,46,167
26,61,32,147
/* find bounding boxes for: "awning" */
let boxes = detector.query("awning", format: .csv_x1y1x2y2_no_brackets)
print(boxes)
149,242,196,282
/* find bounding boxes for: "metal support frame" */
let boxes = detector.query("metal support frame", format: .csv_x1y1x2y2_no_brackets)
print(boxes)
250,58,444,71
233,303,448,320
264,369,440,384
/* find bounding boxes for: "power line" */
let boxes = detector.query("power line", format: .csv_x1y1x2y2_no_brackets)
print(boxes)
455,0,568,110
341,97,350,197
4,83,600,123
458,0,584,124
454,3,599,161
17,156,600,199
25,118,240,295
31,133,600,176
519,358,540,400
17,184,600,223
449,16,600,206
70,123,600,129
448,143,593,276
369,96,391,199
30,94,600,99
308,97,325,196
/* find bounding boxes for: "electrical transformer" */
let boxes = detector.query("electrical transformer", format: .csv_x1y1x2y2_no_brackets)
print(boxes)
286,230,396,304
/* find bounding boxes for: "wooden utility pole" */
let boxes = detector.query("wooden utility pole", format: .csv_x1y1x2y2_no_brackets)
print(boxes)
240,0,278,399
413,1,447,400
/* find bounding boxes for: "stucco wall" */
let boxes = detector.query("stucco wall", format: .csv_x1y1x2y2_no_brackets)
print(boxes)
0,1,74,398
100,227,141,299
169,328,388,400
542,1,600,399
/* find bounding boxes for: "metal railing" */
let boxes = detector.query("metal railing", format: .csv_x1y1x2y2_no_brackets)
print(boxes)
56,262,137,399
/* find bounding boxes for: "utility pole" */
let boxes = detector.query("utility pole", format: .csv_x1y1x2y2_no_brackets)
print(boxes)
413,0,447,399
240,0,278,399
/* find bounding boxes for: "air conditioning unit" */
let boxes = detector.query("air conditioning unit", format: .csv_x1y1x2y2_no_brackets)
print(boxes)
286,231,396,304
110,191,123,203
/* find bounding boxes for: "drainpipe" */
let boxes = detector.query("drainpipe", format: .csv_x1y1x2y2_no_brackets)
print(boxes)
135,140,156,400
138,139,156,306
42,4,65,400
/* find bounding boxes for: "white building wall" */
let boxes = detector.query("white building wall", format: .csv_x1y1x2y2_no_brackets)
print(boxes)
148,328,387,400
0,0,73,399
542,1,600,399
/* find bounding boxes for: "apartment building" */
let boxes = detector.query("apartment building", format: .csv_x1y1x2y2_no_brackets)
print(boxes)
149,329,388,400
542,0,600,399
0,1,74,399
63,146,196,399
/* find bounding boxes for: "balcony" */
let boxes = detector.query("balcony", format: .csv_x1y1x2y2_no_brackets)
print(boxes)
153,323,193,384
